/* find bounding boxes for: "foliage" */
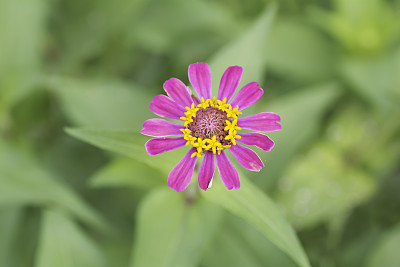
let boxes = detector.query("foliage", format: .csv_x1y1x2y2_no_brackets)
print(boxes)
1,0,400,266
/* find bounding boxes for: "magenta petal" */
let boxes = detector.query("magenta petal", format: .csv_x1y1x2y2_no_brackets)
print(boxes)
188,63,212,99
230,82,263,110
217,66,243,102
149,95,186,120
163,78,193,107
237,112,281,132
216,150,240,190
141,119,184,137
168,148,197,192
145,137,186,156
238,132,275,151
229,144,264,172
198,151,215,191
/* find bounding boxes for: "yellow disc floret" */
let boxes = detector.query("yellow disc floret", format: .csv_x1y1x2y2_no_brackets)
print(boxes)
180,103,199,126
191,138,208,158
197,97,209,109
181,129,197,146
225,130,241,146
180,97,242,157
226,105,242,118
205,136,222,154
224,118,241,133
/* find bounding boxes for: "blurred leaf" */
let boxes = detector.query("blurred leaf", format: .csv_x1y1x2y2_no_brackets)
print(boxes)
131,0,235,54
49,77,153,131
367,224,400,267
0,141,107,231
309,0,400,56
35,209,105,267
52,0,147,71
341,54,398,111
130,188,222,267
322,104,400,176
0,0,45,73
275,142,375,229
338,227,382,267
0,0,47,115
203,177,310,267
89,158,164,189
202,213,296,267
265,18,336,82
66,128,185,174
0,207,23,267
209,3,277,95
254,82,341,189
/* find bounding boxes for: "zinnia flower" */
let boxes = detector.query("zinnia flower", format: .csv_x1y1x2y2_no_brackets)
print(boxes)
141,63,281,192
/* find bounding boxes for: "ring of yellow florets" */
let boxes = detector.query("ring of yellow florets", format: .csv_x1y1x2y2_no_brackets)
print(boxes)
180,97,242,158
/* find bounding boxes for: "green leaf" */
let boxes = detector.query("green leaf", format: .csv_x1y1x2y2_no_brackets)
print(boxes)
66,128,185,174
367,224,400,267
341,55,398,111
202,213,296,267
52,0,148,71
0,141,107,231
209,3,277,95
130,188,222,267
49,77,153,131
265,18,336,82
35,209,105,267
0,0,47,115
0,207,23,267
0,0,45,75
203,177,310,267
89,158,164,189
254,82,342,189
131,0,235,54
275,142,375,229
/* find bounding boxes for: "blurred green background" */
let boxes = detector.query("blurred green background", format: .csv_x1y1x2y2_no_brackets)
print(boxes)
1,0,400,266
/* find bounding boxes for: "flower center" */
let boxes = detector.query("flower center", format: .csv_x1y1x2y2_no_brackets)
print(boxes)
179,97,243,158
188,107,231,145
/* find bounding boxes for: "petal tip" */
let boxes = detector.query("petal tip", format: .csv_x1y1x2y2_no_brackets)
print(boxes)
144,140,154,156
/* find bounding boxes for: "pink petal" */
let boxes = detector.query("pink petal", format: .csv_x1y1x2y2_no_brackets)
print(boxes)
149,95,186,120
237,112,281,132
217,66,243,102
229,144,264,172
145,137,186,156
141,118,184,137
230,82,263,110
163,78,193,107
188,63,212,99
198,151,215,191
168,148,197,192
216,150,240,190
238,132,275,151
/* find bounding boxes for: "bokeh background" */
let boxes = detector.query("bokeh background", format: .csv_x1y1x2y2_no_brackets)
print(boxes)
1,0,400,266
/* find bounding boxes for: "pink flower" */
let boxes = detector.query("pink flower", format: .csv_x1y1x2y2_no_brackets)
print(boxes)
141,63,281,192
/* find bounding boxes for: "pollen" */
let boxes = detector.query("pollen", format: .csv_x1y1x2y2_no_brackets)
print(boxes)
180,97,242,156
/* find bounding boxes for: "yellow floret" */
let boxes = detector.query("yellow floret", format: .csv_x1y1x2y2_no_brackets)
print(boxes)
191,151,202,158
224,119,241,132
205,136,222,154
197,97,209,109
192,138,207,153
185,103,199,118
208,97,217,108
181,129,197,146
180,116,193,126
216,97,230,111
226,105,242,118
225,130,241,146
